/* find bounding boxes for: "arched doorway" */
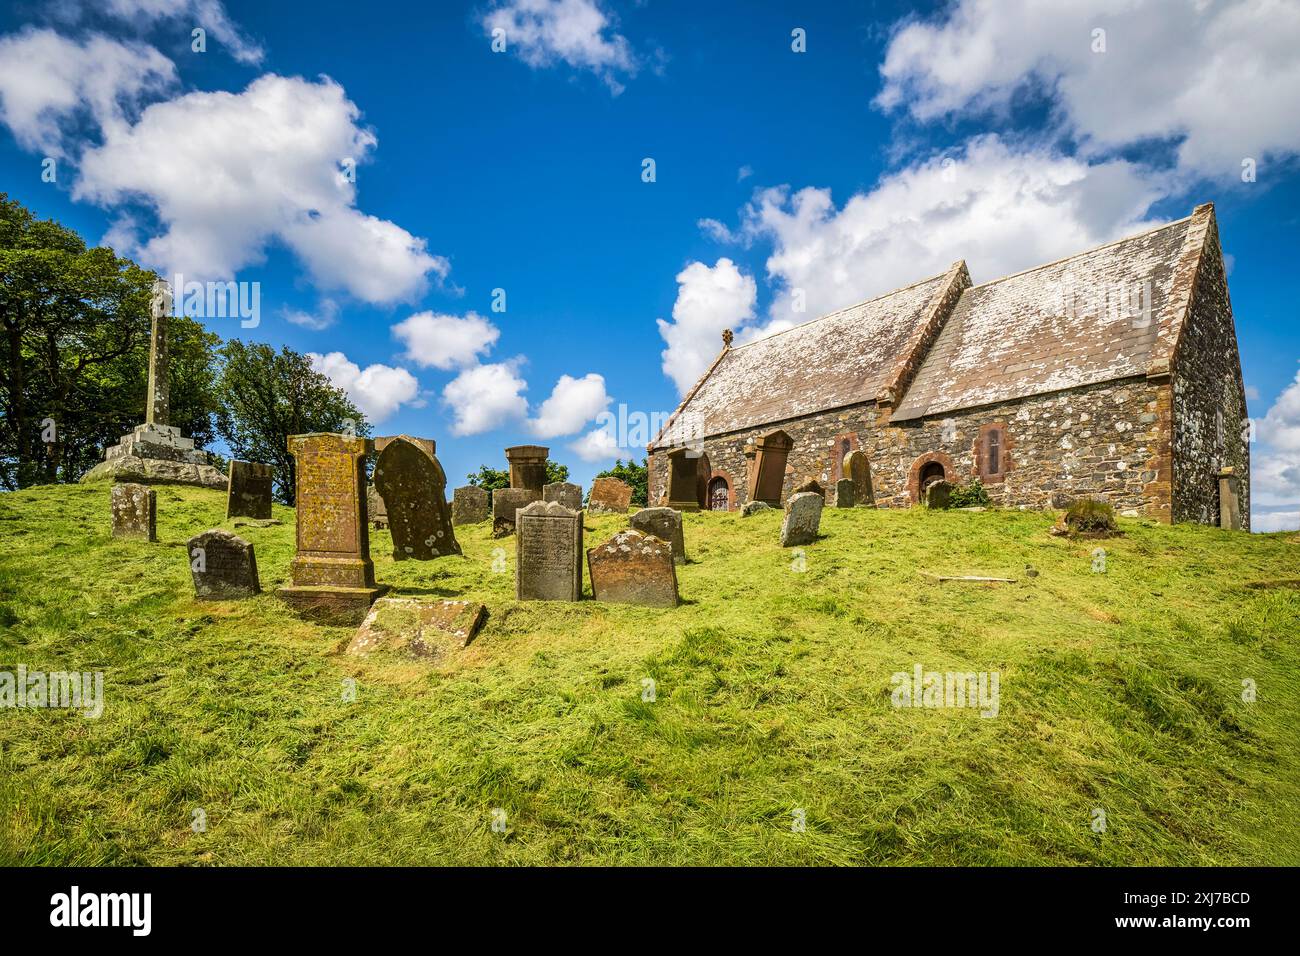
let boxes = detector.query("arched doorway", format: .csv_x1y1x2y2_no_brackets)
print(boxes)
707,476,730,511
919,461,946,490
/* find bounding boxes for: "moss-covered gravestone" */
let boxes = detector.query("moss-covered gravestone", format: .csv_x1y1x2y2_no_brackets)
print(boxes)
188,529,259,598
110,482,156,541
373,436,460,560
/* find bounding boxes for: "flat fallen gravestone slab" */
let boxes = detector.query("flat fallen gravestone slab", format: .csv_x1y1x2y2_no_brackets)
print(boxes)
587,529,679,607
347,598,487,661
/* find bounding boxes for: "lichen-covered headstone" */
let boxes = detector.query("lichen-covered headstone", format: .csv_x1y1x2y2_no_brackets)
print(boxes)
110,482,156,541
492,487,541,537
452,485,489,525
630,507,685,564
835,478,855,508
843,450,874,507
516,500,582,601
347,597,486,661
373,437,460,560
543,481,583,511
188,528,259,598
225,460,273,520
780,491,823,547
587,529,679,607
925,480,953,510
588,476,633,514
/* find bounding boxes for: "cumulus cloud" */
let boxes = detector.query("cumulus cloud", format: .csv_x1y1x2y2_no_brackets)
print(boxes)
875,0,1300,178
281,299,339,331
72,73,448,303
103,0,264,64
392,311,500,370
442,360,529,436
529,372,610,438
656,258,757,395
569,424,622,463
483,0,637,93
1252,367,1300,520
1251,509,1300,533
308,351,420,424
0,28,175,156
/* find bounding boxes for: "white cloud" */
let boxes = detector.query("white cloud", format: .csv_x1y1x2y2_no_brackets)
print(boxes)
1251,509,1300,533
281,300,338,331
483,0,637,94
656,258,757,395
392,311,500,370
876,0,1300,177
569,424,622,463
0,28,175,156
1252,366,1300,511
308,351,419,424
442,361,529,436
73,73,448,303
104,0,264,65
529,372,610,438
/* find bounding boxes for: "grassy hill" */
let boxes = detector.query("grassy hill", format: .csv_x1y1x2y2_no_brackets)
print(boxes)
1,481,1298,866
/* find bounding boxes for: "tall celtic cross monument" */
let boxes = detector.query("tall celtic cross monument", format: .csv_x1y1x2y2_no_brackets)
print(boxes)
80,279,224,489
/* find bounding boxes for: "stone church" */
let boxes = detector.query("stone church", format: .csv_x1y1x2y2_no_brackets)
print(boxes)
648,203,1250,528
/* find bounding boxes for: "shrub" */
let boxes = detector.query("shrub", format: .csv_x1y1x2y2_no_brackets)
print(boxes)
1064,498,1118,533
948,479,991,508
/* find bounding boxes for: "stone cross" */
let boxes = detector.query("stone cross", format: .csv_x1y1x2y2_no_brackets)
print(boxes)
147,279,172,427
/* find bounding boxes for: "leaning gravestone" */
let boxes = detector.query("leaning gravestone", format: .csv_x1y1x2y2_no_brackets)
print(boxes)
492,487,541,537
188,529,260,598
630,507,685,564
843,450,875,507
516,500,583,601
793,478,825,499
925,480,953,510
543,481,583,511
226,460,273,520
587,529,679,607
110,482,156,541
835,478,854,508
588,477,633,514
277,433,387,624
373,437,460,560
780,491,823,547
452,485,489,525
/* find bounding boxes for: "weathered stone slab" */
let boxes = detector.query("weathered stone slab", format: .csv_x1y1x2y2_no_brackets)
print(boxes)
587,529,679,607
630,507,685,564
780,491,823,547
367,485,388,529
747,429,793,505
347,598,486,661
925,480,953,510
843,450,874,507
793,478,825,498
741,500,772,517
543,481,583,511
492,487,541,537
226,460,273,520
835,478,854,508
452,485,489,525
373,437,460,560
1218,467,1242,531
516,500,583,601
188,529,259,599
505,445,549,494
665,447,710,511
277,432,387,625
110,482,156,541
588,476,633,514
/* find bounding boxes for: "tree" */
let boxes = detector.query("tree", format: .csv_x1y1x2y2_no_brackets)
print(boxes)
467,460,569,504
213,341,368,504
592,458,648,506
0,194,220,489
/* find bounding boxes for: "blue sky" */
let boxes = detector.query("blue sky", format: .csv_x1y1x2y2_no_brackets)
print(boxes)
2,0,1298,527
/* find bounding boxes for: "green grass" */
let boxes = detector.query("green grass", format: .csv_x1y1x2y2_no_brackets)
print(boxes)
1,481,1298,865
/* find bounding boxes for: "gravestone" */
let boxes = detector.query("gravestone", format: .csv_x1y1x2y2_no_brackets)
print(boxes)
276,432,387,624
665,447,710,511
588,476,633,514
741,500,772,517
835,478,855,508
747,429,793,505
374,435,435,457
925,480,954,510
793,478,825,498
347,597,486,661
110,482,156,541
188,528,260,598
367,485,388,529
504,445,549,494
492,487,541,537
843,450,875,507
780,491,823,547
1218,467,1242,530
543,481,583,511
373,436,460,560
452,485,489,525
630,507,685,564
587,529,679,607
225,460,273,520
515,500,583,601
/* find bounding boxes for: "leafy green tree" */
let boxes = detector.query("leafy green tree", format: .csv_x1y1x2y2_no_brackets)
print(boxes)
467,460,569,504
0,194,219,489
213,341,368,504
592,458,648,506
